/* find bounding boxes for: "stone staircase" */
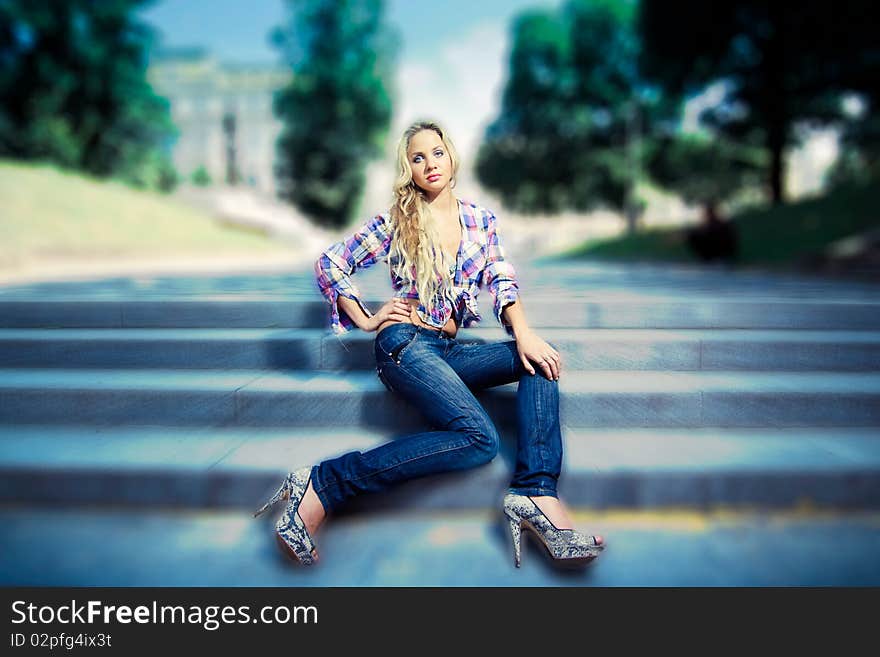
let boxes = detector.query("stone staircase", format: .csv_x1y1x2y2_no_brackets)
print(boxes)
1,261,879,584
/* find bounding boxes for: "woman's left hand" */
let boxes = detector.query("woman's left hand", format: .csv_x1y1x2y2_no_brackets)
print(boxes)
515,329,562,380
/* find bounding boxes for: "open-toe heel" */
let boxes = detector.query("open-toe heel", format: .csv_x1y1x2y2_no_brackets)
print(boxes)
503,493,603,568
254,466,319,566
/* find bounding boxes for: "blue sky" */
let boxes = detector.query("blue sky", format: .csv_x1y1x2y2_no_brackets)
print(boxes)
139,0,562,63
139,0,564,166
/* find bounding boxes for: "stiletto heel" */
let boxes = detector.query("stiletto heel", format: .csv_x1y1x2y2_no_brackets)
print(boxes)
253,474,294,518
253,466,319,566
503,493,603,568
507,515,523,567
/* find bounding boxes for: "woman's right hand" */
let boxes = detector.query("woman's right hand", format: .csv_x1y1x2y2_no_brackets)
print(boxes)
365,298,413,332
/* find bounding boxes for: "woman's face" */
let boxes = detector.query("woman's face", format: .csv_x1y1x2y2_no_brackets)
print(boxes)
407,129,452,196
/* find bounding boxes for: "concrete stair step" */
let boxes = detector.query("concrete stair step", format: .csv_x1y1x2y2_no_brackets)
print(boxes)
1,426,878,510
2,298,879,329
2,328,879,371
1,369,879,427
2,258,879,298
2,505,879,585
2,266,877,586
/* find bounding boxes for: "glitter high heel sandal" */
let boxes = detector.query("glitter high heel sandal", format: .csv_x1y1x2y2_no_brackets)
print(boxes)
503,493,604,568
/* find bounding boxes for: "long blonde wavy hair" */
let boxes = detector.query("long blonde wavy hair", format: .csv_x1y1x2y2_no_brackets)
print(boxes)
389,120,461,310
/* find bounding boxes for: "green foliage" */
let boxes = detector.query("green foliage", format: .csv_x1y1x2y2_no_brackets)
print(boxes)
0,0,175,191
560,226,690,262
476,0,675,223
191,165,212,187
561,181,880,266
646,133,765,207
830,94,880,187
731,182,880,264
119,149,179,193
638,0,880,204
272,0,398,228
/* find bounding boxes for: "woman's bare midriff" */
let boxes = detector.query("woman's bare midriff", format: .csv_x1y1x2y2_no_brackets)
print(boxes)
376,298,458,338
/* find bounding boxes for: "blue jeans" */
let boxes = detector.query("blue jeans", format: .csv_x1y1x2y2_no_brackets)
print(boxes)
311,322,563,512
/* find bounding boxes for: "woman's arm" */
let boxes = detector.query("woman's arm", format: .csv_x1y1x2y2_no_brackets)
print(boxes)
481,210,560,378
337,295,411,333
314,213,393,334
501,297,528,338
483,212,520,337
335,295,373,331
502,298,562,380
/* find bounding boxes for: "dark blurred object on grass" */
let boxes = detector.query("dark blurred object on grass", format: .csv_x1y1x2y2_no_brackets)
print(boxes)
686,202,739,264
560,182,880,279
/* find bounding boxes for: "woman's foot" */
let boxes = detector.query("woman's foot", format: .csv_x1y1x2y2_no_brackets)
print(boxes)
256,467,327,565
530,495,604,547
282,480,326,563
298,480,326,537
503,493,604,567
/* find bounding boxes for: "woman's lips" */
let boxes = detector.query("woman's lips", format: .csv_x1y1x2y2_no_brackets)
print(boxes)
427,174,441,182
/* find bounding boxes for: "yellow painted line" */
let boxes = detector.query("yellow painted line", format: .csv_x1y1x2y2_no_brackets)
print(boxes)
572,507,880,531
10,505,880,533
376,507,880,533
421,507,880,533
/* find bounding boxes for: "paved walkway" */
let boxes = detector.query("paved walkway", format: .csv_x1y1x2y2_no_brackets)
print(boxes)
1,507,878,586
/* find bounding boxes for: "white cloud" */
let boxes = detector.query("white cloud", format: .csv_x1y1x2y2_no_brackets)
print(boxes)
391,21,509,163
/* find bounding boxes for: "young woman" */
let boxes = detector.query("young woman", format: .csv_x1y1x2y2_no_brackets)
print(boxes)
255,120,605,568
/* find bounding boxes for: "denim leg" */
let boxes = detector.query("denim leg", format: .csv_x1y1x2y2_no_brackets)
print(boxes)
445,339,562,498
311,331,500,512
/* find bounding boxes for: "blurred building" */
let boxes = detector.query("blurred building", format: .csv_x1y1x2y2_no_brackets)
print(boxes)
148,48,290,195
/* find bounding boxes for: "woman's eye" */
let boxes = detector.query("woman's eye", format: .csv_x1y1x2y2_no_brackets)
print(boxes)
434,150,444,157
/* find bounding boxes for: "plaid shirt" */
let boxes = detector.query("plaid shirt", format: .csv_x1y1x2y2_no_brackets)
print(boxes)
315,199,519,335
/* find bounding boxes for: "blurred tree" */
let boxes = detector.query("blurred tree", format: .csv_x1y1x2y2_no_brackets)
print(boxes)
829,91,880,186
477,0,675,233
646,133,765,212
476,10,572,214
191,165,212,187
639,0,880,205
272,0,398,228
0,0,176,190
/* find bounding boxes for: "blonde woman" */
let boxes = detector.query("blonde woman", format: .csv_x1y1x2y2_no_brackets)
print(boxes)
255,120,605,568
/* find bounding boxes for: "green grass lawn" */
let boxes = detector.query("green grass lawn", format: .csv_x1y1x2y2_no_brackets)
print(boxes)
0,160,292,269
557,181,880,267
